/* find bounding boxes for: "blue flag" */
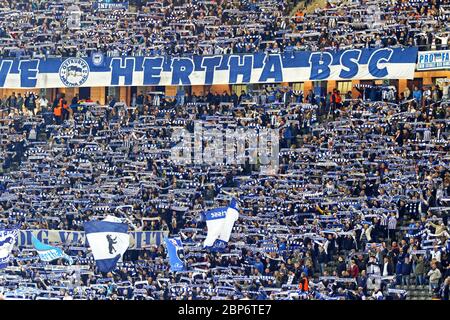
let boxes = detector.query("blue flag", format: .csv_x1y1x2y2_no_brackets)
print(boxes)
32,236,73,264
84,216,130,273
165,237,186,272
0,228,18,269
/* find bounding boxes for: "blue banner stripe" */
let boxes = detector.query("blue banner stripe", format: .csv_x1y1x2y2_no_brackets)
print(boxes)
3,48,418,75
204,207,228,221
95,255,122,273
84,221,128,234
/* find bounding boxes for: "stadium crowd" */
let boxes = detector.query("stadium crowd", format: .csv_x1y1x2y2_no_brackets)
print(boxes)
0,82,449,300
0,0,449,59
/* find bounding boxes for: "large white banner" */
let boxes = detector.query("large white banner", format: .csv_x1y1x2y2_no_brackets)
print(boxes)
0,48,419,89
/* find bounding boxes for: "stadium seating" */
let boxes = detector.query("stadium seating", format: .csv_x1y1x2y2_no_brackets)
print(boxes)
0,0,449,58
0,83,449,300
0,0,449,301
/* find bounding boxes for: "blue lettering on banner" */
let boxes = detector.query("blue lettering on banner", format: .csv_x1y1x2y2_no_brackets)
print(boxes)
205,208,228,221
37,229,49,244
309,52,332,80
201,56,222,85
16,230,167,249
368,48,393,78
94,1,129,10
58,230,69,244
417,50,450,70
210,211,226,218
0,48,419,89
110,58,135,85
228,55,253,83
259,55,283,82
134,231,142,249
143,57,163,85
0,60,13,87
19,59,39,87
155,232,161,246
19,230,31,246
339,50,362,79
171,58,194,85
143,231,152,248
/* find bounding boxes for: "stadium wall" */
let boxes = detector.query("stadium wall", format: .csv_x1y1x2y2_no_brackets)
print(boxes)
0,71,448,105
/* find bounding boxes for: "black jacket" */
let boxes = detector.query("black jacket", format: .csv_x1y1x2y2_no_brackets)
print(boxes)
441,284,449,300
318,251,328,264
336,261,347,276
380,262,394,276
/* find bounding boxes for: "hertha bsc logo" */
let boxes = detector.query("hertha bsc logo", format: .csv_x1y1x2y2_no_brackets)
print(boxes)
92,52,104,66
59,58,90,87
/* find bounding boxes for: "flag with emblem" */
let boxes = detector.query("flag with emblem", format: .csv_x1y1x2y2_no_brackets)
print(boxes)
84,216,130,272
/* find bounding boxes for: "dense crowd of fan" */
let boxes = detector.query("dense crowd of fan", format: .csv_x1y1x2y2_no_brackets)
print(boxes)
0,83,448,300
0,0,449,59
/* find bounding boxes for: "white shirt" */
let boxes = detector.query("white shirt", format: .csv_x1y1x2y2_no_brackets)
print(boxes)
436,35,449,46
39,98,48,107
423,129,431,142
367,263,380,276
442,85,449,98
373,291,383,300
431,250,441,262
29,128,37,140
382,263,389,276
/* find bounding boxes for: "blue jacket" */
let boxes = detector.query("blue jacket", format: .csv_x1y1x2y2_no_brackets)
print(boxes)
413,90,422,102
254,261,264,274
396,261,403,274
401,262,412,275
284,127,292,140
